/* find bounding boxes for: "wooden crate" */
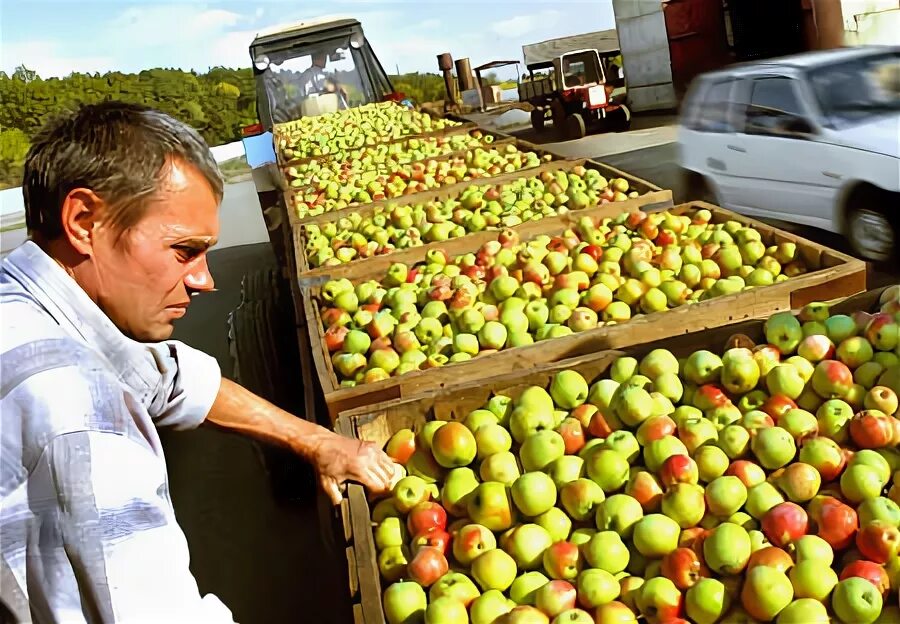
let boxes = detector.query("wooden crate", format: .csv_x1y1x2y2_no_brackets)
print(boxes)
283,142,586,230
332,285,889,624
291,157,666,272
306,201,867,421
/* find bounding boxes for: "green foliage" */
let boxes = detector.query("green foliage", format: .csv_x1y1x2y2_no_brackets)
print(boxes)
388,72,449,105
0,65,258,188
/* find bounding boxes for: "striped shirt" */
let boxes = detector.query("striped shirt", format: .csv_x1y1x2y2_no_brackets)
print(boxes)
1,242,235,623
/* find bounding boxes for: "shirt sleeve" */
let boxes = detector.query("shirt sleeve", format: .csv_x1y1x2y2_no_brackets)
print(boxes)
35,430,236,624
146,340,222,430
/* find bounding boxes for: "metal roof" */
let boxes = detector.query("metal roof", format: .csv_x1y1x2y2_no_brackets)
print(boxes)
474,60,520,72
252,16,360,46
522,29,620,67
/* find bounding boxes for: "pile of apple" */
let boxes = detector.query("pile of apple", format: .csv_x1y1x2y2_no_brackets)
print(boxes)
289,145,553,219
305,166,639,268
319,208,811,387
276,102,462,162
369,287,900,624
285,131,494,171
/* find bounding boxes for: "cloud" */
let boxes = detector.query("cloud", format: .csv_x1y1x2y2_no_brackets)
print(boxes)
491,9,562,38
107,5,242,49
418,18,441,29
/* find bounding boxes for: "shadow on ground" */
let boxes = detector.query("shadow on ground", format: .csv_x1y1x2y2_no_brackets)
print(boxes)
160,242,348,624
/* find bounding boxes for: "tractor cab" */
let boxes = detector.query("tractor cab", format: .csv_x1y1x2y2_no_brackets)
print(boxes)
248,16,395,131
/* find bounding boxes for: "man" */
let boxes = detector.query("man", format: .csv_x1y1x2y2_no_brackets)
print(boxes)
0,102,394,622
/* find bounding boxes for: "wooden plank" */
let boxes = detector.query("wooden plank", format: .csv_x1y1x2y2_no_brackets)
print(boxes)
308,201,866,421
347,484,385,624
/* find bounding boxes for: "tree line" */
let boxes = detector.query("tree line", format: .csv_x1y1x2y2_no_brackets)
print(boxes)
0,66,491,189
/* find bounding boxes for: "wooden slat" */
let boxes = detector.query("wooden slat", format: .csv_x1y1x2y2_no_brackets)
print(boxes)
347,485,384,624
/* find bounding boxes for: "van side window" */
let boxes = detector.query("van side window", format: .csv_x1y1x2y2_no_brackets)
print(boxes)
744,77,808,134
695,80,735,132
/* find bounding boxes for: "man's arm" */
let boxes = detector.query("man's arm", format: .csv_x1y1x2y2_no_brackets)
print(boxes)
205,378,395,504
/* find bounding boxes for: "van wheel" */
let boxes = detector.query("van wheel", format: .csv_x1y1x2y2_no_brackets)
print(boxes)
566,113,586,140
684,170,718,205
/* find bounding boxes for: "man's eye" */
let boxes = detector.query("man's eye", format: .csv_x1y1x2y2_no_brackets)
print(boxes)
174,246,201,260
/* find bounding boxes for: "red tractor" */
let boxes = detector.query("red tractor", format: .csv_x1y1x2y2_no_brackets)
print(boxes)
519,31,631,140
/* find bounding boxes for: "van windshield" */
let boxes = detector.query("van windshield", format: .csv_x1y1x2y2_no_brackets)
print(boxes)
808,51,900,127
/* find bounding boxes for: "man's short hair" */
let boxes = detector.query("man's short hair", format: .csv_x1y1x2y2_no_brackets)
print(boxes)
23,101,225,241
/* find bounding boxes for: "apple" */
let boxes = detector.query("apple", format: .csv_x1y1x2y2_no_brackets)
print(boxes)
559,478,604,522
583,531,630,574
775,598,829,623
808,495,859,550
430,571,481,607
472,548,518,592
704,522,751,575
705,476,748,518
789,560,837,601
772,462,821,503
376,516,409,550
790,534,833,565
586,449,630,493
557,418,586,455
625,470,664,512
636,576,683,622
841,464,886,503
543,541,582,581
408,546,449,587
475,423,513,460
480,451,521,485
596,494,644,538
858,496,900,527
750,426,796,469
509,571,550,606
766,365,805,400
764,312,803,355
383,581,427,624
577,568,620,609
683,579,732,624
740,566,794,622
467,482,515,532
661,483,706,529
512,471,558,517
547,456,585,488
386,428,417,465
798,436,846,482
660,455,699,487
471,590,515,624
594,601,639,624
497,605,551,624
535,580,577,618
816,398,853,443
762,502,808,548
746,546,794,574
840,560,890,598
505,524,554,570
856,520,900,563
832,577,883,624
632,514,681,559
550,371,589,409
535,507,573,543
394,475,431,513
683,350,724,385
424,596,467,624
520,431,566,472
694,445,730,483
865,385,898,415
850,409,896,449
661,547,708,590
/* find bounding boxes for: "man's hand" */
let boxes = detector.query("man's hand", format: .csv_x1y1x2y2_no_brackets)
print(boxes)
312,433,396,505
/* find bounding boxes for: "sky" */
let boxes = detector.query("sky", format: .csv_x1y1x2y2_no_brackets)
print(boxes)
1,0,616,79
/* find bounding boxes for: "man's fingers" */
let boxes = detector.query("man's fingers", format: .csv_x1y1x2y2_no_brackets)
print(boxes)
321,475,343,506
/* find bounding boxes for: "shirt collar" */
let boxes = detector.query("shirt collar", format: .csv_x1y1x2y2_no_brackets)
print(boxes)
2,240,160,402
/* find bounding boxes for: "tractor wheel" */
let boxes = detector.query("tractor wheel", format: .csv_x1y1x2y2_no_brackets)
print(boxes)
530,108,546,132
566,113,587,141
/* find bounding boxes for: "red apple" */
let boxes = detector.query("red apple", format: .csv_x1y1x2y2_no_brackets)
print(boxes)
659,455,699,487
761,395,798,422
808,495,858,550
840,559,890,598
855,521,900,564
637,415,678,446
725,460,767,488
411,527,451,555
850,410,895,449
385,429,417,466
692,384,731,411
407,501,448,536
761,502,808,547
407,546,448,587
558,417,586,455
324,325,349,352
661,547,708,590
543,541,582,580
746,546,794,574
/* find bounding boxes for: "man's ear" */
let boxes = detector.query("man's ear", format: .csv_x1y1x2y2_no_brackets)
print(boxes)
59,188,104,256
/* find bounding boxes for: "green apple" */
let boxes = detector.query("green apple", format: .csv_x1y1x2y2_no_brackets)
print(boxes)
586,449,630,493
643,435,689,473
430,571,481,606
550,370,590,409
509,571,550,606
441,467,480,517
704,522,751,575
535,507,572,543
745,482,785,520
632,514,680,558
546,456,585,488
694,445,730,482
661,483,706,528
583,531,630,573
831,577,883,624
775,598,829,624
841,464,885,503
476,423,512,460
750,426,796,470
788,560,836,601
383,581,427,624
595,494,644,538
577,568,620,609
512,472,558,517
472,549,518,592
480,451,521,485
453,524,497,566
471,589,514,624
705,476,748,518
740,565,793,621
466,409,500,434
505,523,554,571
393,475,431,513
520,430,566,472
686,578,731,624
603,430,641,464
858,496,900,526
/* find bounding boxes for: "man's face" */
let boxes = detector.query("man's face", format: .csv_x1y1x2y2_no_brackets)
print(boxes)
86,160,220,342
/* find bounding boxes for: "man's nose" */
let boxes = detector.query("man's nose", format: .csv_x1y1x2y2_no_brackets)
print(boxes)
184,256,215,292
